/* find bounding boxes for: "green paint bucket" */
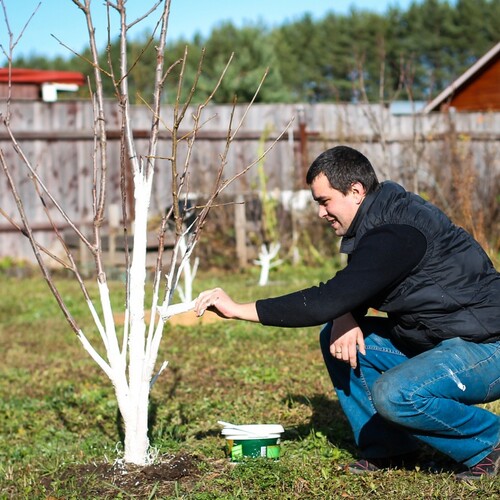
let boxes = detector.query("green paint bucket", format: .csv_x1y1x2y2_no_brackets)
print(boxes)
225,434,281,461
219,423,285,462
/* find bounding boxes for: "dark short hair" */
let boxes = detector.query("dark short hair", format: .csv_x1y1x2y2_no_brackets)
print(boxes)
306,146,380,195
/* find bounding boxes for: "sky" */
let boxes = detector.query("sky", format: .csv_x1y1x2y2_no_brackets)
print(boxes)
0,0,418,63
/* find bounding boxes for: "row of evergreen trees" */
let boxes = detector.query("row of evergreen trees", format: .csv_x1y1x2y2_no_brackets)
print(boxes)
13,0,500,104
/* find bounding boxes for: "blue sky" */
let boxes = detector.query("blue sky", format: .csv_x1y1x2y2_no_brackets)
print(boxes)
1,0,418,63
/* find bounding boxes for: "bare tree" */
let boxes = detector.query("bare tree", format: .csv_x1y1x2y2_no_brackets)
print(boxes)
0,0,290,465
253,124,284,285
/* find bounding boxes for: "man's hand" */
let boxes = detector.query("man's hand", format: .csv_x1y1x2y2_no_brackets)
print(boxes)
330,312,366,369
194,287,259,322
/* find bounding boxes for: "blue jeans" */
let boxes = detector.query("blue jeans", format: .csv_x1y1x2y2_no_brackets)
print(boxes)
320,317,500,467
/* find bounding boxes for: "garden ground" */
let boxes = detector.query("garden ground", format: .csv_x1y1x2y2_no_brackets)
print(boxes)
0,266,499,498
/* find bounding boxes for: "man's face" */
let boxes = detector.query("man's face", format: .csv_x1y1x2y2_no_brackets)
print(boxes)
310,173,366,237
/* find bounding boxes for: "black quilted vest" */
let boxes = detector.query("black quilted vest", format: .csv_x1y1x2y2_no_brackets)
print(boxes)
341,181,500,352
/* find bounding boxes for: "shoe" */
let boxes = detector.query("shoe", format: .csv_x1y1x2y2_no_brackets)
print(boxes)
347,452,420,474
455,445,500,481
347,458,385,474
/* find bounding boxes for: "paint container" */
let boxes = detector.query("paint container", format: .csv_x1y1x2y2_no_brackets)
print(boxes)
225,434,281,461
219,423,285,461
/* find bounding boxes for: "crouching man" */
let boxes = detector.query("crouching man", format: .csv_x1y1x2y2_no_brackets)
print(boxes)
195,145,500,480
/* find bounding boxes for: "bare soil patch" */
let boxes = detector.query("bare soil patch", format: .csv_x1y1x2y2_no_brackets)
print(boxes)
40,453,210,498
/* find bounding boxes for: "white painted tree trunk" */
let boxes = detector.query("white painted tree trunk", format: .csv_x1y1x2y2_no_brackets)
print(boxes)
122,381,151,464
124,175,152,462
176,235,199,304
254,242,284,286
75,175,157,464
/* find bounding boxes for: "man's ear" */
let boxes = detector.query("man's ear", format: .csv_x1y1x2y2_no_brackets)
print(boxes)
350,182,367,204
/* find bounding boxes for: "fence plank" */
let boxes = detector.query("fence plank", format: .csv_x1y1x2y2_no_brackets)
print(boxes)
1,100,499,262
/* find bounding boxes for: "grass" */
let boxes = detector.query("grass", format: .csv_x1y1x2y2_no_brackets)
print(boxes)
0,263,499,498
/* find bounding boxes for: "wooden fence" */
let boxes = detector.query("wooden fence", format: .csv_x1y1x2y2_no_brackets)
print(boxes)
1,100,499,263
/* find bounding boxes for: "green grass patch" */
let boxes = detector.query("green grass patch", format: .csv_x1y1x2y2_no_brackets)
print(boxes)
0,265,499,498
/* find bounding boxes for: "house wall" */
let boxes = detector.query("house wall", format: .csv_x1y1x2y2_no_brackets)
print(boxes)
0,83,39,100
449,60,500,111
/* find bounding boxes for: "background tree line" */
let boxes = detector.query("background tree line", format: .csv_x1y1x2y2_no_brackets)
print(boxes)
12,0,500,104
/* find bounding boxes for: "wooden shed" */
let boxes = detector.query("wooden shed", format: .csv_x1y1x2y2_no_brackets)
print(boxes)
424,42,500,113
0,68,85,102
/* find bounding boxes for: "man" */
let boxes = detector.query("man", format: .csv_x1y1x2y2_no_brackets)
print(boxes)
194,145,500,480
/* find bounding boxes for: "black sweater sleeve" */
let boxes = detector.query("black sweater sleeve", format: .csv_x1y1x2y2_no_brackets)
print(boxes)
255,224,427,327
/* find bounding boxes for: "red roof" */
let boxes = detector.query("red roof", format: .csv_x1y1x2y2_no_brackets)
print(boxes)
0,68,85,86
